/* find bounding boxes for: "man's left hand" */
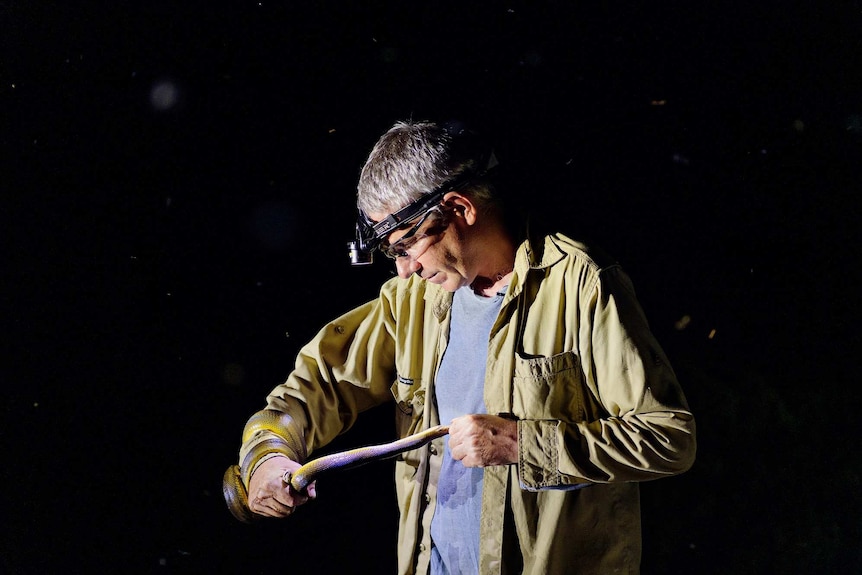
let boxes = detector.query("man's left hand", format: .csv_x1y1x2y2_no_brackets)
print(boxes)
448,414,519,467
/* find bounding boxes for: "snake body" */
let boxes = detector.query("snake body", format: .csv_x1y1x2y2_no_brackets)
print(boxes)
223,424,449,522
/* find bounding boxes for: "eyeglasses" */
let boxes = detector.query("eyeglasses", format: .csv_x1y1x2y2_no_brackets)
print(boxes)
380,205,448,259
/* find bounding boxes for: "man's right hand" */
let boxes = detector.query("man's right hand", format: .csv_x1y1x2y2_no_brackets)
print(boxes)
248,455,317,518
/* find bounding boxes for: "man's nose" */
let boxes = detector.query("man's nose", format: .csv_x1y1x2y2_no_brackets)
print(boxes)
395,256,421,279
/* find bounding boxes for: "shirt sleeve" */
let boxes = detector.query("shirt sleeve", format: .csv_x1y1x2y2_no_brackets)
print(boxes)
518,266,696,489
237,291,399,486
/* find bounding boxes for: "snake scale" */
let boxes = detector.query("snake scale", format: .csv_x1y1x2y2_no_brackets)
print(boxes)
223,424,450,523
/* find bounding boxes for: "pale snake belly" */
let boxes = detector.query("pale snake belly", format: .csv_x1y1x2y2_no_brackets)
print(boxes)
223,424,449,522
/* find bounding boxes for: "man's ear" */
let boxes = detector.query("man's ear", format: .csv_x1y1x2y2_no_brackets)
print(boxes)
443,192,478,225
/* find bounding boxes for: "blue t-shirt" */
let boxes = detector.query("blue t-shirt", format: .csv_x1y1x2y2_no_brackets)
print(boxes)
430,286,505,575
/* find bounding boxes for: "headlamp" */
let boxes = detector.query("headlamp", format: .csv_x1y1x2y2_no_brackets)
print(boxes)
348,189,447,265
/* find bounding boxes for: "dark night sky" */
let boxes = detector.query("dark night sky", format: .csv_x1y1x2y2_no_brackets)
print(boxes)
3,2,861,573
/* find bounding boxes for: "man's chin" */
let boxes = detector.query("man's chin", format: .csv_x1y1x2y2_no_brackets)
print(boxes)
432,274,459,292
444,277,472,293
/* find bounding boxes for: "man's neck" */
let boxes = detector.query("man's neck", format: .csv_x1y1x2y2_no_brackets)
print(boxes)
471,269,514,297
467,213,517,297
470,242,515,297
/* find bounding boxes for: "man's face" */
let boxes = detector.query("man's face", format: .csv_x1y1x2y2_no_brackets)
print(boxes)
369,194,476,292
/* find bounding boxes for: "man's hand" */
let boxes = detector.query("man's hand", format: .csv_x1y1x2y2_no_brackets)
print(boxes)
247,456,317,518
448,414,519,467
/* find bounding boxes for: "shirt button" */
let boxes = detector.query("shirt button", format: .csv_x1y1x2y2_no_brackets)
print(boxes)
419,543,426,552
424,493,431,504
429,444,437,455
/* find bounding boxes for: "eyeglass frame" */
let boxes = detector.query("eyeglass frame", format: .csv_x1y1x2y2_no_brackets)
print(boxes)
379,204,450,259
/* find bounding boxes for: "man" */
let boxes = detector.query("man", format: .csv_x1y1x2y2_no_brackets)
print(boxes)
228,120,696,574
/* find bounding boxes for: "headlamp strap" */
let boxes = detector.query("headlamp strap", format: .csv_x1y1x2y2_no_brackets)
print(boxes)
368,188,446,240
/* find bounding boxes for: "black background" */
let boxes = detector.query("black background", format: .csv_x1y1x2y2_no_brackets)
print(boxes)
2,1,861,573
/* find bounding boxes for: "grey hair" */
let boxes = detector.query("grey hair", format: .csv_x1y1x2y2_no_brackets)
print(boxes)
356,120,493,216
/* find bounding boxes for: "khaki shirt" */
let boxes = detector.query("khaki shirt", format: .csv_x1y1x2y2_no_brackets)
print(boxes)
239,232,696,575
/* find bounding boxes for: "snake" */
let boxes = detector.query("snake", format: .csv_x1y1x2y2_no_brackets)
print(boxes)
223,424,450,523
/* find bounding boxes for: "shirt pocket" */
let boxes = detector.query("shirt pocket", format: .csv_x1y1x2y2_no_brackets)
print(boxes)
512,351,586,422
